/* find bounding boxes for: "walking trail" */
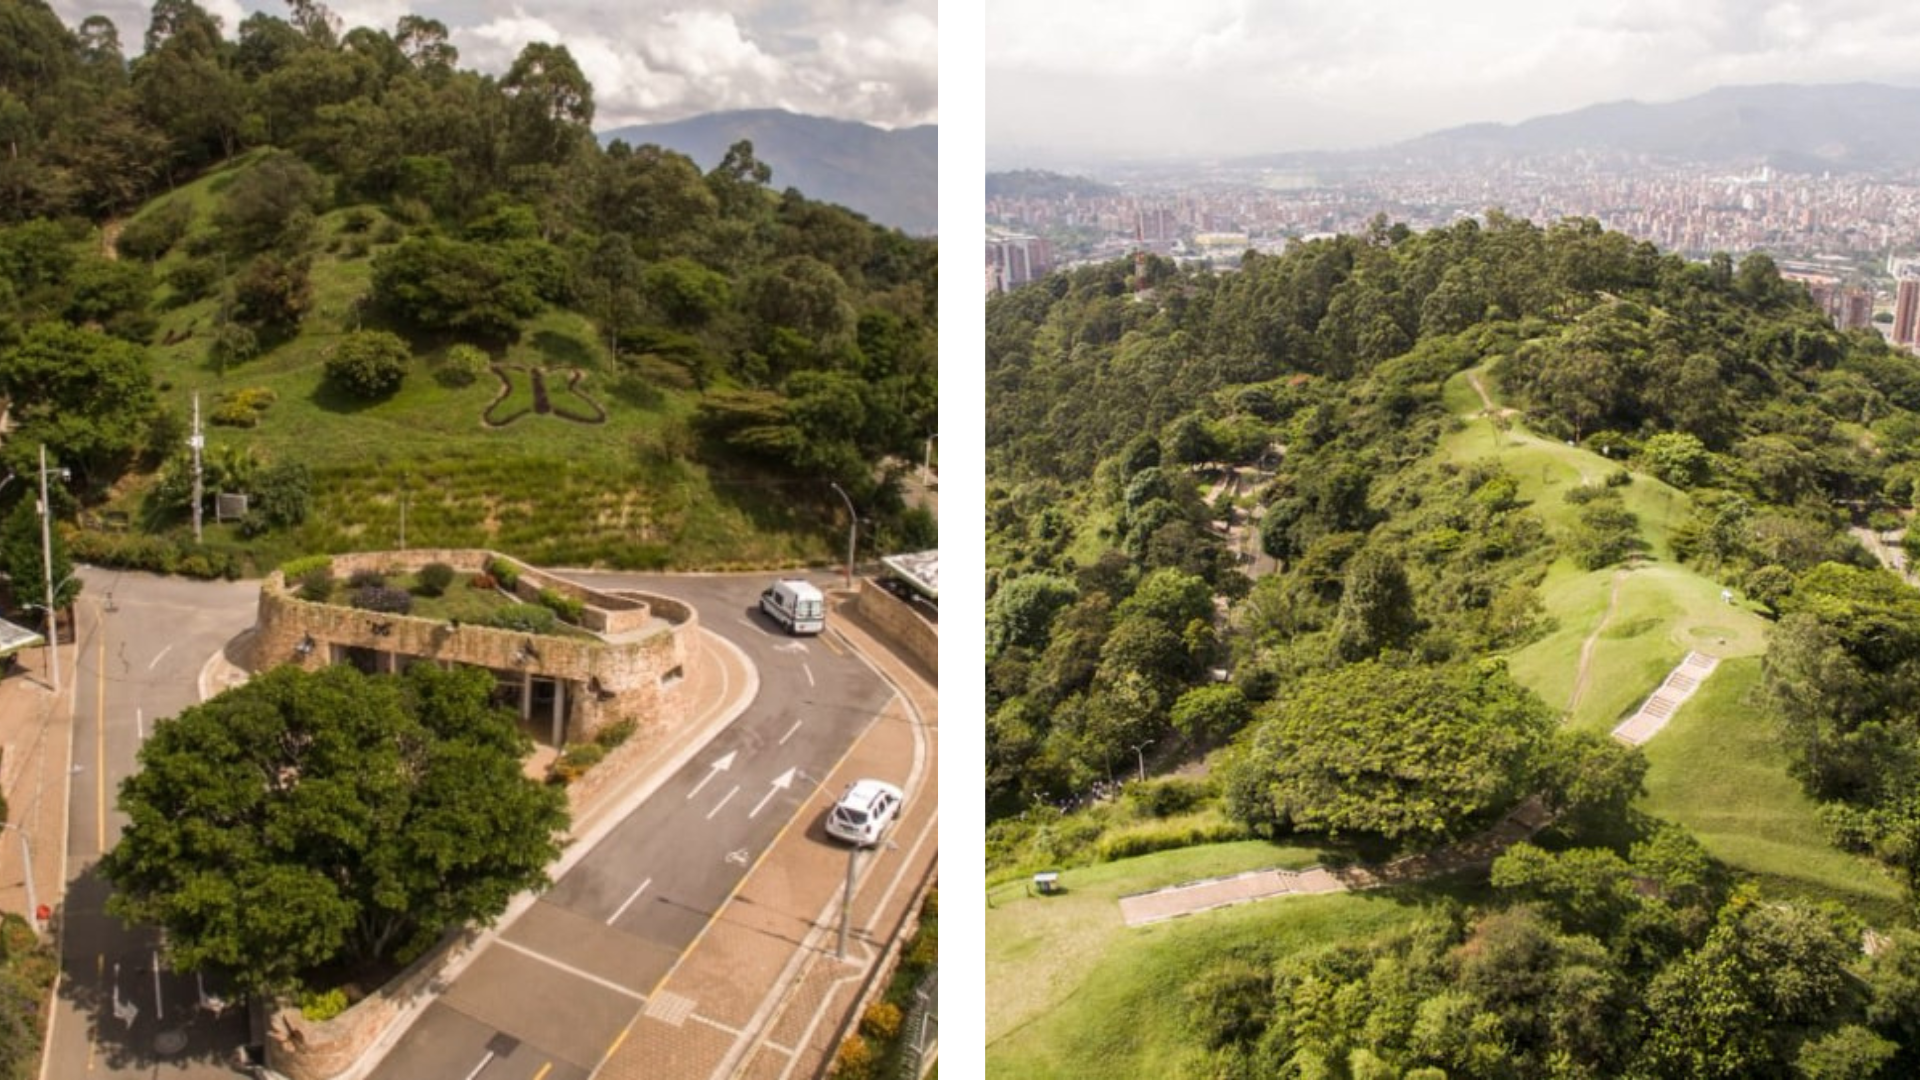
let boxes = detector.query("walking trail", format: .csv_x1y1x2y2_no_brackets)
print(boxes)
1118,375,1725,926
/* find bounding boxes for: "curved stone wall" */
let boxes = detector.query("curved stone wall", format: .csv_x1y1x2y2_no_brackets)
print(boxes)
246,549,696,743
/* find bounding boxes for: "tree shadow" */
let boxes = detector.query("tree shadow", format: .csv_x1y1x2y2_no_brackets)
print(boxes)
53,866,252,1074
532,329,596,371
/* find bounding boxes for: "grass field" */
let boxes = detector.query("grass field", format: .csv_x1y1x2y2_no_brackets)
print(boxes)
1638,656,1905,919
985,841,1459,1076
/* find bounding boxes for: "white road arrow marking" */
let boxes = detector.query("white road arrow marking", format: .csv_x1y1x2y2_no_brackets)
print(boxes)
726,848,749,865
775,641,809,654
686,750,737,799
750,767,798,818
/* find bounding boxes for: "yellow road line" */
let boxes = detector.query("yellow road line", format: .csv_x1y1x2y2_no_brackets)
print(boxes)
532,1063,552,1080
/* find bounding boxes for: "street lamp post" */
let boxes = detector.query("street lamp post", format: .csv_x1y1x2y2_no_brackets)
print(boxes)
0,823,39,941
828,481,857,589
37,445,62,694
1130,741,1153,784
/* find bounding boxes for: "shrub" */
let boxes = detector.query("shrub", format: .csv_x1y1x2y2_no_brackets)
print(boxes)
441,344,491,387
593,718,637,749
1095,819,1252,862
348,568,387,589
486,603,556,634
296,567,334,602
351,585,412,614
164,258,220,302
547,742,606,784
1125,776,1214,819
537,587,584,624
416,562,456,597
487,557,520,590
298,987,349,1022
468,572,498,590
211,386,274,427
829,1035,873,1080
117,200,193,261
324,330,410,399
280,555,333,580
858,1001,902,1041
1604,468,1633,488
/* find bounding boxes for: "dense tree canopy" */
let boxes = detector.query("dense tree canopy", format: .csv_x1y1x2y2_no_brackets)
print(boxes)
101,662,567,993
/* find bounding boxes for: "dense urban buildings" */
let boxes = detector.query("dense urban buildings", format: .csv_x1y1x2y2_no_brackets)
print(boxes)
988,155,1920,337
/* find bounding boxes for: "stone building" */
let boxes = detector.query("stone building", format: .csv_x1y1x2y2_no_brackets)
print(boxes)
243,549,695,745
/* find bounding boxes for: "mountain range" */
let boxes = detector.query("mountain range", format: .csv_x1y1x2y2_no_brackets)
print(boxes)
1235,82,1920,174
599,109,937,235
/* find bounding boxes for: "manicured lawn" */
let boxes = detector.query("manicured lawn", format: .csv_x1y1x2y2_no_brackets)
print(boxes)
1638,656,1905,919
985,841,1461,1078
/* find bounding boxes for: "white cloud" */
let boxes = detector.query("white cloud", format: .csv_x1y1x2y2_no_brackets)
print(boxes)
988,0,1920,156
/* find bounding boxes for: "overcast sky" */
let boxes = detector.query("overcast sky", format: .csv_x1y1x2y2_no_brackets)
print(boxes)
988,0,1920,165
48,0,937,131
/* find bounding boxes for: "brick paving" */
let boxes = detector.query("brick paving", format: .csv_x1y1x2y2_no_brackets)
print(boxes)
0,640,71,938
1119,797,1553,927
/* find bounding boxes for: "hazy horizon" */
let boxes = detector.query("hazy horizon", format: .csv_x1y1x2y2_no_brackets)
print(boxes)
988,1,1920,167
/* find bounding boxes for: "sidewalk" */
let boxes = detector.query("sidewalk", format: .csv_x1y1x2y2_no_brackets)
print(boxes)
597,597,938,1080
0,642,72,937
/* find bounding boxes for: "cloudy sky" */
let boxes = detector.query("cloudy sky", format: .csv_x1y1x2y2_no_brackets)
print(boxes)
48,0,937,131
988,0,1920,165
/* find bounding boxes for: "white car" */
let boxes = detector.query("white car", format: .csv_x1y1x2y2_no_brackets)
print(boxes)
826,779,903,846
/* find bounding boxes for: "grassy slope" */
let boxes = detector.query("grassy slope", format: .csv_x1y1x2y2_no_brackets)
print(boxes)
112,158,833,570
984,363,1901,1077
985,841,1446,1075
1639,657,1905,919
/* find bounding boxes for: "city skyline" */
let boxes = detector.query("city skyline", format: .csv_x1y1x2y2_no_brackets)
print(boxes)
988,0,1920,166
48,0,938,132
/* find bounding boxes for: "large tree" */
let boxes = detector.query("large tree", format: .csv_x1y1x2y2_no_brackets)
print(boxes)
0,320,157,484
1220,658,1555,842
100,663,567,992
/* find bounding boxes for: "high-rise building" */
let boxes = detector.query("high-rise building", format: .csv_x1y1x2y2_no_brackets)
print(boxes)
1895,278,1920,345
986,234,1053,293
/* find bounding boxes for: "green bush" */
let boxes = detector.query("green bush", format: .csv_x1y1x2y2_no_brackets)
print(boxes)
593,718,638,749
352,585,412,615
486,603,556,634
296,566,334,602
1094,819,1252,862
164,258,220,302
1125,776,1214,819
324,330,411,399
537,587,584,624
117,200,193,261
416,562,456,597
547,741,607,784
487,557,520,590
298,987,349,1022
280,554,334,580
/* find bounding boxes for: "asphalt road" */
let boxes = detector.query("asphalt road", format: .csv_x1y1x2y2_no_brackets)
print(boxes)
47,567,260,1079
363,570,897,1080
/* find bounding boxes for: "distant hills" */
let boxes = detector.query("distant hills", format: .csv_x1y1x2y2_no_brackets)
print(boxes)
1233,82,1920,174
599,109,937,234
986,169,1119,200
1407,82,1920,171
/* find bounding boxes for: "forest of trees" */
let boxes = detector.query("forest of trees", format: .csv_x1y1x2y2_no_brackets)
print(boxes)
0,0,937,565
988,211,1920,1074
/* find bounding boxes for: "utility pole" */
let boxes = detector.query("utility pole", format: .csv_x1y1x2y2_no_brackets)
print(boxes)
190,393,204,543
38,444,58,694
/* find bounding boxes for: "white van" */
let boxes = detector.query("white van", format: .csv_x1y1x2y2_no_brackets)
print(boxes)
760,579,825,634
